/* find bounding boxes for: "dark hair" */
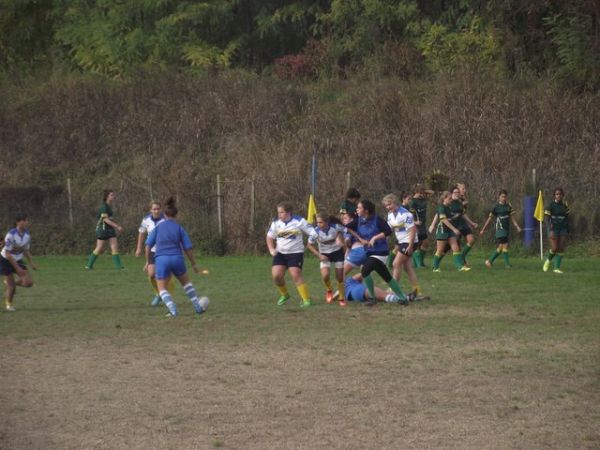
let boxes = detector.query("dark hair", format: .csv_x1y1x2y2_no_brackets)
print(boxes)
15,213,28,223
103,189,114,202
164,197,178,217
498,189,508,196
345,188,361,200
554,187,564,195
315,212,342,226
277,202,293,213
358,199,376,216
401,191,411,203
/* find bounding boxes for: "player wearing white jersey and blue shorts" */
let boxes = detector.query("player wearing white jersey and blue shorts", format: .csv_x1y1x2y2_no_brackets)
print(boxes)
383,193,422,297
135,201,174,306
145,197,207,317
0,213,37,311
266,202,318,308
306,212,347,306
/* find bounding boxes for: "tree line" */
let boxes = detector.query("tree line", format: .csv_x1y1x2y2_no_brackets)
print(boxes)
1,0,599,89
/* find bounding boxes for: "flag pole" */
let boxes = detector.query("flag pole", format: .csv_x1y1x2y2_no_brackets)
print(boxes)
539,218,543,260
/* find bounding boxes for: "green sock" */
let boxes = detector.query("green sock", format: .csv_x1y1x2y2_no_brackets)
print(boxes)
412,251,418,268
432,253,442,269
387,278,406,300
364,275,375,299
502,251,510,266
547,251,555,261
86,251,99,269
462,244,473,259
489,250,500,263
554,254,563,269
453,252,463,269
386,253,394,269
419,250,426,267
112,253,124,269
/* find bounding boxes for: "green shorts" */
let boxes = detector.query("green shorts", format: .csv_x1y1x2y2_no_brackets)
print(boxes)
96,229,117,240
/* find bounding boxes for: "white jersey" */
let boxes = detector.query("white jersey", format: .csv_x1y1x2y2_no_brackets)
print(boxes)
139,213,166,252
387,207,418,244
267,215,317,254
1,228,31,261
308,223,345,254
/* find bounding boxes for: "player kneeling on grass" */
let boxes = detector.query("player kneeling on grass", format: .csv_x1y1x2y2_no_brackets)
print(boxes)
266,202,318,308
306,212,347,307
1,213,37,312
479,189,522,269
145,197,208,317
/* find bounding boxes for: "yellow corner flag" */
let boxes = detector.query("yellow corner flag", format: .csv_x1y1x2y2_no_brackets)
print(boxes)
534,190,544,222
307,194,318,224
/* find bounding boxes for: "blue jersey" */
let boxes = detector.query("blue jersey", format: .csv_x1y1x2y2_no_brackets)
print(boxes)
346,215,391,256
145,220,193,257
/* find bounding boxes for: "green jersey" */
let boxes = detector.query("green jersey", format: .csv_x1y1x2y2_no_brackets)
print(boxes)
435,204,454,239
489,202,515,238
545,201,569,233
339,200,357,215
95,203,116,239
409,197,428,234
448,199,466,228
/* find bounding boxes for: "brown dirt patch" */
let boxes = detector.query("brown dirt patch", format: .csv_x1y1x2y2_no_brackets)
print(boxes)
1,337,598,450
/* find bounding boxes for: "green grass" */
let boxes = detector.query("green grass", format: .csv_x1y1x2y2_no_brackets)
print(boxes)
1,251,598,346
1,251,599,449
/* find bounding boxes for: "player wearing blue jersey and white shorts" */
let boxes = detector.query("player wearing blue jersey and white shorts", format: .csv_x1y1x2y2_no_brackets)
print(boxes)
266,202,318,308
383,193,422,298
145,198,207,317
306,212,347,306
0,213,37,311
135,201,174,306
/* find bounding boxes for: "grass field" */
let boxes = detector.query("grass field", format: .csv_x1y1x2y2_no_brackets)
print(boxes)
1,252,599,449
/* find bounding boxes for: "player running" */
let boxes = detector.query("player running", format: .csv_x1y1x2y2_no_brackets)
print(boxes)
306,212,347,307
266,202,318,307
479,190,522,268
383,193,422,298
85,189,125,270
145,197,206,317
135,201,175,306
409,184,431,268
0,213,37,311
542,188,570,273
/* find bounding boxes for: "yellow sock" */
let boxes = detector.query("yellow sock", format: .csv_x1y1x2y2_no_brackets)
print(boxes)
167,277,176,295
149,277,158,295
324,279,333,291
413,284,421,295
277,285,289,297
337,281,345,300
297,283,310,301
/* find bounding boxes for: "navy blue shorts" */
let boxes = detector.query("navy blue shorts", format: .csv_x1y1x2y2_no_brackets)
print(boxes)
154,255,187,280
0,256,26,276
395,243,413,256
272,252,304,268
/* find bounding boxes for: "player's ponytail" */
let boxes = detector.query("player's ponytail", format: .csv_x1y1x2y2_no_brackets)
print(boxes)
164,197,178,218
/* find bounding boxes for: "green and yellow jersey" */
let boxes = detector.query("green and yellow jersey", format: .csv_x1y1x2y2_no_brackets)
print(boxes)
489,202,515,238
409,197,428,235
95,202,116,239
545,201,569,234
435,204,454,240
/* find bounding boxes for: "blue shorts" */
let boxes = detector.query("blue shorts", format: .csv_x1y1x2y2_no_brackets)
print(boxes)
154,255,187,280
272,252,304,268
345,247,367,267
345,277,366,302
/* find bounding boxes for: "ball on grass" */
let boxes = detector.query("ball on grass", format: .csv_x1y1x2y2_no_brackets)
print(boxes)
199,296,210,312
